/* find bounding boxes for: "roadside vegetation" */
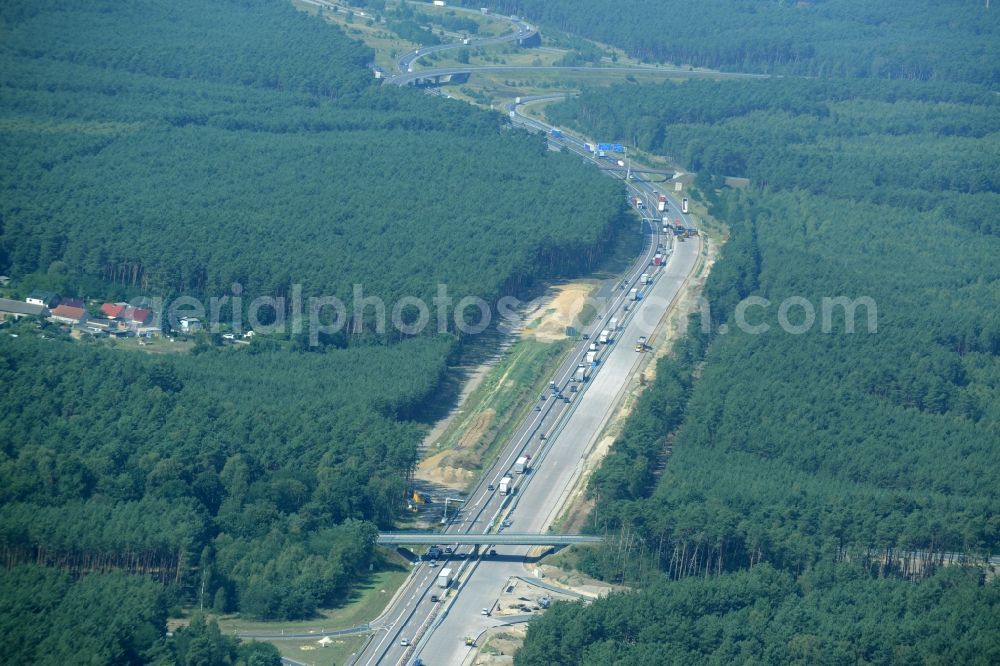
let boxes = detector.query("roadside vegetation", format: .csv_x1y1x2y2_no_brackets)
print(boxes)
0,0,627,653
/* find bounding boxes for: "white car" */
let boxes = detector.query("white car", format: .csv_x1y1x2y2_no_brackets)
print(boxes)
400,638,410,647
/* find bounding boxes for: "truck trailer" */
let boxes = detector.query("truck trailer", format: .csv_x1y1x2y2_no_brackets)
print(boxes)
514,456,530,474
573,364,588,382
438,568,453,588
599,329,611,344
657,195,667,212
499,476,513,496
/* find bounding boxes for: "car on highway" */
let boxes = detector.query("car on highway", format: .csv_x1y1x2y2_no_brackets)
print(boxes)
481,608,490,616
539,432,546,440
487,483,495,491
431,595,439,602
400,638,410,647
534,405,541,411
429,560,438,567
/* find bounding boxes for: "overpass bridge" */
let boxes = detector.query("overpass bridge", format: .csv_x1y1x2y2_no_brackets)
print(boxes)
597,164,677,176
377,532,602,546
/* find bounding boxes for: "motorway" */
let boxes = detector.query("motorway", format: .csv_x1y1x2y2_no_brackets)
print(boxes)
351,88,702,662
394,15,537,77
389,64,765,87
271,9,997,664
286,6,703,665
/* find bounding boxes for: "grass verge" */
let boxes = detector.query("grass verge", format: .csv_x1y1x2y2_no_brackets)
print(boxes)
215,549,410,635
268,634,366,666
428,337,571,473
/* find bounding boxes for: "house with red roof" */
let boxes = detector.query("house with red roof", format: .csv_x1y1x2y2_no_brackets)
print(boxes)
126,307,151,326
49,304,87,325
101,303,126,319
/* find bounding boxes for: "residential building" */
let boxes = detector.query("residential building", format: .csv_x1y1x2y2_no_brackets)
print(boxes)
101,303,126,319
179,317,202,333
126,307,152,327
0,298,47,321
26,291,59,308
49,304,87,325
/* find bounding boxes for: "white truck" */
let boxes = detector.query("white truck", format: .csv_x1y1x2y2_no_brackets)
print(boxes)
573,364,588,382
657,195,667,212
499,476,513,496
438,568,453,588
514,456,529,474
640,273,650,285
599,329,610,344
682,197,689,214
630,288,640,301
635,336,647,352
610,316,619,331
586,350,598,366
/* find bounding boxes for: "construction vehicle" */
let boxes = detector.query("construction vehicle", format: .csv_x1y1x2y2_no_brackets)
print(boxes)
635,336,647,352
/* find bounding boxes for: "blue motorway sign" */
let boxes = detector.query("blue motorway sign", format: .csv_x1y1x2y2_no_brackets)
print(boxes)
597,143,625,153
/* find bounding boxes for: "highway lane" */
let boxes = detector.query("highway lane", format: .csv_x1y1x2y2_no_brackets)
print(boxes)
297,0,535,77
391,5,535,75
417,206,701,666
357,104,698,663
359,206,666,665
348,13,705,664
388,64,764,86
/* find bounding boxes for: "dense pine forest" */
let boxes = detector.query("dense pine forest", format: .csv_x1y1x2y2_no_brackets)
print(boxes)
0,0,621,307
517,1,1000,663
550,76,1000,576
465,0,999,84
0,0,626,654
518,564,1000,665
